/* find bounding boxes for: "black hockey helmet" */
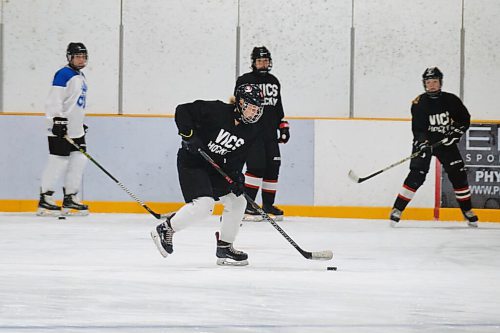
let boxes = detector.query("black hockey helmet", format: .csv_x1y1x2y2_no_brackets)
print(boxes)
422,67,443,84
251,46,273,74
234,84,264,124
422,67,443,96
66,42,88,61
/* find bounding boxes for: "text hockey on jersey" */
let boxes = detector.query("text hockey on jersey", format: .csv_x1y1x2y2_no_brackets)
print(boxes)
207,129,245,155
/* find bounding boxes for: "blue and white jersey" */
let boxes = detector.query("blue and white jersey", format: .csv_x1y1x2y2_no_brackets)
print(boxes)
45,66,88,138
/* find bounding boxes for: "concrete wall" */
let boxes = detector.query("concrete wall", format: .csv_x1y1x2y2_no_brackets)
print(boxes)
1,0,500,119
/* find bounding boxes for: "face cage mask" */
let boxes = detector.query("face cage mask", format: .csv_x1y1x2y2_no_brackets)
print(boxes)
240,102,263,124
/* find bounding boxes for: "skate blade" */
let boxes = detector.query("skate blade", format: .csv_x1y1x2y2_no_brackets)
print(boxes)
61,208,89,216
150,230,169,258
267,214,284,221
467,221,478,228
242,214,263,222
216,258,249,266
389,220,399,228
160,212,176,220
36,208,61,217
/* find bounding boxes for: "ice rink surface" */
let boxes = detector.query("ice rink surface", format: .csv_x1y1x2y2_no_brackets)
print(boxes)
1,212,499,333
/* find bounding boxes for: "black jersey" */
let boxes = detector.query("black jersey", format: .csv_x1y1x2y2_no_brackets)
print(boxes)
175,100,261,174
235,71,284,140
411,92,471,144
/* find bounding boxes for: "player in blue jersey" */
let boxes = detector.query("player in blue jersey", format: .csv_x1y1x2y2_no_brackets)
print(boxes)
37,42,90,216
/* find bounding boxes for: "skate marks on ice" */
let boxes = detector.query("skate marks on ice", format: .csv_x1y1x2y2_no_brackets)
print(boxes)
0,213,499,333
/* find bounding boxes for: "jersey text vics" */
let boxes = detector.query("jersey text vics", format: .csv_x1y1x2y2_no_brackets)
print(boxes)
428,111,450,134
208,129,245,155
256,83,279,106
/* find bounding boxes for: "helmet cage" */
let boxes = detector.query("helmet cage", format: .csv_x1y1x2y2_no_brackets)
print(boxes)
239,101,264,124
234,84,264,124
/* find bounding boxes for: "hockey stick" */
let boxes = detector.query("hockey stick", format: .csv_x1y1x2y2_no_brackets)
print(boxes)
198,149,333,261
348,139,447,183
64,136,162,219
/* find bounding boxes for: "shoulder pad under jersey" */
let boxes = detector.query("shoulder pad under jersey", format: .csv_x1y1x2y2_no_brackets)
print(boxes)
412,95,422,105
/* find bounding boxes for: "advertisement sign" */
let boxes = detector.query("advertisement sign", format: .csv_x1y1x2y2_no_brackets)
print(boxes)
441,124,500,209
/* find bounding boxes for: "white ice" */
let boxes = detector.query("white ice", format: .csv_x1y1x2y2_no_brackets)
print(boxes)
1,213,500,333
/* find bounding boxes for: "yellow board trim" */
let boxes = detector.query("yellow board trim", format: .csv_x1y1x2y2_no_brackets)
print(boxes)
1,200,498,222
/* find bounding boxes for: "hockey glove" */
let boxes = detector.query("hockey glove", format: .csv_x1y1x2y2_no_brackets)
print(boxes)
181,135,204,155
52,117,68,137
414,140,432,158
229,172,245,196
443,125,466,146
278,121,290,144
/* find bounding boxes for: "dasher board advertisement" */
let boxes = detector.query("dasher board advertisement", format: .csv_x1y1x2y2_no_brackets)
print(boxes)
441,124,500,209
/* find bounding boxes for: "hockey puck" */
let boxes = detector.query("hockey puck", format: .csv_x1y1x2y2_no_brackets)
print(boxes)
58,216,66,220
327,266,337,271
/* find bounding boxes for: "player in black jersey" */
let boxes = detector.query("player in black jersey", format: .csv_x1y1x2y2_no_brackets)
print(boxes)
235,46,290,221
151,84,264,266
390,67,478,227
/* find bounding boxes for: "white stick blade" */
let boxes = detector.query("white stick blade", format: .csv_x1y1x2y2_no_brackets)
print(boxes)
348,170,360,183
312,250,333,260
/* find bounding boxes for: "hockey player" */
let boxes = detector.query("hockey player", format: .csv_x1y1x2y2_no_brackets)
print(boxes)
235,46,290,221
390,67,478,227
151,84,264,266
37,42,89,216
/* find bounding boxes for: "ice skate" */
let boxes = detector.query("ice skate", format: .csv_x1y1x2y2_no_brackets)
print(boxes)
36,191,61,216
215,232,248,266
242,205,263,222
389,208,402,227
62,191,89,216
151,214,175,258
463,210,478,228
263,204,284,221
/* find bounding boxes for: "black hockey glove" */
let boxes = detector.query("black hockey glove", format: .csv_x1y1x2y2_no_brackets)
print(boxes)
414,140,432,158
443,124,466,146
181,135,204,154
52,117,68,137
278,121,290,144
229,172,245,197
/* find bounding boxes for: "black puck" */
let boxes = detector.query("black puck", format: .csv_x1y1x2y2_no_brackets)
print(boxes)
327,266,337,271
58,216,66,220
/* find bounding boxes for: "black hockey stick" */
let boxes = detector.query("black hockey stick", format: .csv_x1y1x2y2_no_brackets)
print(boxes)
348,139,447,183
198,149,333,261
64,136,162,219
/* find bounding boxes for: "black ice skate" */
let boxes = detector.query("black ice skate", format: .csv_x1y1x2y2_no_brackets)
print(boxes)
263,204,284,221
389,208,402,227
150,213,175,258
62,190,89,216
36,191,61,216
463,210,478,228
242,205,263,222
216,232,248,266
